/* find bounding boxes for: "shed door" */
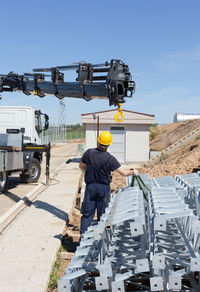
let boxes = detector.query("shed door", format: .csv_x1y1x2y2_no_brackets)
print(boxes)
109,127,125,162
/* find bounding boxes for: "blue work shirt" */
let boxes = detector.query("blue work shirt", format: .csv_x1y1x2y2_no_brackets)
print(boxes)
81,148,120,185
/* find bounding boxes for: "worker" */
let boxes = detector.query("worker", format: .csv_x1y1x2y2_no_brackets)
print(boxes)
79,131,139,235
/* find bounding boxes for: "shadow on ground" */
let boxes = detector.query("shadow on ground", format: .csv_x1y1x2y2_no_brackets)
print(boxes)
33,200,68,222
6,177,26,191
65,158,81,164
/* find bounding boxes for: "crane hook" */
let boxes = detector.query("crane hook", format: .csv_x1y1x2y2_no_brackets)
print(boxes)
115,103,124,123
33,89,38,96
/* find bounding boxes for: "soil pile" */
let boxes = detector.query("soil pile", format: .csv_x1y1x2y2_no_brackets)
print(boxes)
141,119,200,178
150,119,200,151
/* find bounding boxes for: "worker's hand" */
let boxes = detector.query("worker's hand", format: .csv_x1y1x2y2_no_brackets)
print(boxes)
130,168,139,176
134,169,139,176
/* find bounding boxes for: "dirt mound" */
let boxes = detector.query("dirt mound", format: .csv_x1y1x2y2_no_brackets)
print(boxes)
140,119,200,178
110,171,126,193
150,119,200,151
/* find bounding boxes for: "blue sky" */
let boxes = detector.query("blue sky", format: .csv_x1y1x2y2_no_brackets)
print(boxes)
0,0,199,125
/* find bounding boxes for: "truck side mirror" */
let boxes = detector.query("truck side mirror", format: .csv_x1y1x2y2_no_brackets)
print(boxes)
44,120,49,131
21,128,25,134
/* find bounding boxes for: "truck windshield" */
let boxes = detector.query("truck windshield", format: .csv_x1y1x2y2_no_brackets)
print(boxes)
35,111,42,134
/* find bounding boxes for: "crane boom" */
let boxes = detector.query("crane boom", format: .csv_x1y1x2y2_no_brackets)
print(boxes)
0,59,135,106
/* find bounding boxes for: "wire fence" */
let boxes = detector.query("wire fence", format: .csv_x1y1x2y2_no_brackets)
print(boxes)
41,125,86,144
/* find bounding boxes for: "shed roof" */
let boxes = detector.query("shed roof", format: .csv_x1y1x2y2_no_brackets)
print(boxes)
81,109,155,125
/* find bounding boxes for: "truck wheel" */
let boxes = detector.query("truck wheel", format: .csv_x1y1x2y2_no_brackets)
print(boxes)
0,171,8,193
20,158,41,183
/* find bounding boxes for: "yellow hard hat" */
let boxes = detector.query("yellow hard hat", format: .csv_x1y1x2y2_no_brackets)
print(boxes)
98,131,112,146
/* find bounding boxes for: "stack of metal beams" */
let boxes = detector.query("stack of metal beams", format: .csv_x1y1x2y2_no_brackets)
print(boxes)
176,172,200,216
58,173,200,292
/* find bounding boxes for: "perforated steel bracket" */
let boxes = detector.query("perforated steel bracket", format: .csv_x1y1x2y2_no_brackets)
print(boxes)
70,258,84,268
190,258,200,271
79,238,94,247
94,225,104,240
57,279,71,292
114,271,133,281
75,247,91,257
111,280,125,292
152,254,165,269
168,275,182,290
130,222,144,237
64,269,86,280
150,277,164,291
136,259,149,273
154,218,166,231
95,277,109,290
98,263,113,277
192,219,200,233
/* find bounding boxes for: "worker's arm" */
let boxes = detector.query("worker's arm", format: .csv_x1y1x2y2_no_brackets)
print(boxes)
116,166,139,177
79,149,89,171
79,161,86,171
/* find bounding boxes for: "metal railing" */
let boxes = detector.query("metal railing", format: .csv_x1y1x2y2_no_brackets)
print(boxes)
41,125,85,144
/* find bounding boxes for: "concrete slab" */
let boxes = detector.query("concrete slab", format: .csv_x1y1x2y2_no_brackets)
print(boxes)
0,159,81,292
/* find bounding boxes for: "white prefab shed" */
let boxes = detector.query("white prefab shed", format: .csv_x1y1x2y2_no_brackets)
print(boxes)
81,109,155,163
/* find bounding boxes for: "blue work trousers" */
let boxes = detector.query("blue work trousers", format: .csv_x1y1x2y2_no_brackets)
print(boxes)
80,183,110,234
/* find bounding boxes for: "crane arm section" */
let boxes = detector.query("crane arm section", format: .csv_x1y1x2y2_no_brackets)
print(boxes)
0,59,135,106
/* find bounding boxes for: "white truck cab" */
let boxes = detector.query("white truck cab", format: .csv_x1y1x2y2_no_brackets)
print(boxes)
0,106,49,190
0,106,48,144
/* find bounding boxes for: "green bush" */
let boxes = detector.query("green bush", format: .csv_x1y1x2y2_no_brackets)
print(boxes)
150,124,158,140
152,123,158,128
48,260,60,289
150,131,157,139
160,153,168,161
